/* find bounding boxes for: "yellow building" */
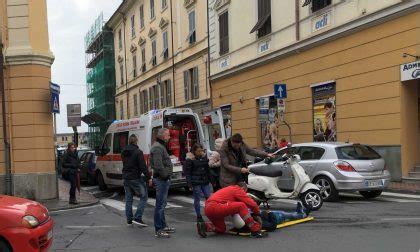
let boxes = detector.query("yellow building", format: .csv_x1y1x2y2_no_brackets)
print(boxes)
209,0,420,181
107,0,210,120
0,0,56,199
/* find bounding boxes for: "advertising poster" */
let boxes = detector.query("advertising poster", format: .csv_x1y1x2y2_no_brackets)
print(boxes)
259,97,279,151
312,82,336,142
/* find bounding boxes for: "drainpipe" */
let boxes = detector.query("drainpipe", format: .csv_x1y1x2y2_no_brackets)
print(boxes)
121,13,129,118
1,43,12,195
170,0,176,108
295,0,300,41
206,0,211,107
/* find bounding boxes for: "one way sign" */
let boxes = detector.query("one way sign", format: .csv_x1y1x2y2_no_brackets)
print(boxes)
274,84,287,99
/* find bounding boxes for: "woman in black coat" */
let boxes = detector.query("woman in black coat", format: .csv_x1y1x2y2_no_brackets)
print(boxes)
184,143,211,221
62,143,80,204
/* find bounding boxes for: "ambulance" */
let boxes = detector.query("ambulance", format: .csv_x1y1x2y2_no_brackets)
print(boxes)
95,108,208,191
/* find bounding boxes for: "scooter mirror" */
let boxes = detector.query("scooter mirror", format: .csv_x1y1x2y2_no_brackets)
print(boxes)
264,157,273,165
287,143,292,148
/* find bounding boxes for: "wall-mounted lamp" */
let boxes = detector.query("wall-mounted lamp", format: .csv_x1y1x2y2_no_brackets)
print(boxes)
402,53,420,60
239,96,244,104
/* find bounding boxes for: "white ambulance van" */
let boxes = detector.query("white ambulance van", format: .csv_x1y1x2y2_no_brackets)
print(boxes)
95,108,208,191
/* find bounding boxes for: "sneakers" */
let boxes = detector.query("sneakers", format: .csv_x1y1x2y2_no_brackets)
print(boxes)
155,230,170,238
162,226,176,233
133,219,148,227
297,201,311,216
127,220,133,226
250,231,268,238
69,199,79,205
196,221,207,238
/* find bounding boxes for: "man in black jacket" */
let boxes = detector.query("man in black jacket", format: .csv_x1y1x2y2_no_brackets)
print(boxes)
121,134,151,227
62,143,80,205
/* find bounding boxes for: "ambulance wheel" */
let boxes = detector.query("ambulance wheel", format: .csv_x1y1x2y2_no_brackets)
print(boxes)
97,171,107,191
300,189,323,211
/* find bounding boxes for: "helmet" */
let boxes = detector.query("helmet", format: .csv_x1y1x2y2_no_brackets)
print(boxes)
232,214,245,229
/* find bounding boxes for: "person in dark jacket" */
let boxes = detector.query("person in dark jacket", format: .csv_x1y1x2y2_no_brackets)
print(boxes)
219,134,274,188
121,134,151,227
184,143,212,222
62,143,80,205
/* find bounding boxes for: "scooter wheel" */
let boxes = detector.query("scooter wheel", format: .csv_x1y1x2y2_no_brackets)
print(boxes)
300,189,323,211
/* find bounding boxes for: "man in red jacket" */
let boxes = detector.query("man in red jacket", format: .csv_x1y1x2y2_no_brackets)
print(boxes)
197,182,267,238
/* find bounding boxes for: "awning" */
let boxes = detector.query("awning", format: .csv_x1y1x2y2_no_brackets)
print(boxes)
250,14,270,34
302,0,312,7
81,112,106,125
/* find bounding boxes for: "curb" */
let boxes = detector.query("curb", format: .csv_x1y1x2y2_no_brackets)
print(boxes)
46,199,100,212
383,189,420,196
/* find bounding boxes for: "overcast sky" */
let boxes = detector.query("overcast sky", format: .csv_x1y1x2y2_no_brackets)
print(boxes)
47,0,121,133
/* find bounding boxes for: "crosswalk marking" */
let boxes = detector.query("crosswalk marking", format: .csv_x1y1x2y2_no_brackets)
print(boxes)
134,196,183,208
170,196,205,207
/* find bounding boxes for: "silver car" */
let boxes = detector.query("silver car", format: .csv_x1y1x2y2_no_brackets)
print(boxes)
272,142,391,201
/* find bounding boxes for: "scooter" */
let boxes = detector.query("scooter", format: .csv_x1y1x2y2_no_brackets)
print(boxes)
246,152,323,211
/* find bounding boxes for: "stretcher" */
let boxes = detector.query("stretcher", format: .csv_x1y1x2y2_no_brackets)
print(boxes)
227,216,314,236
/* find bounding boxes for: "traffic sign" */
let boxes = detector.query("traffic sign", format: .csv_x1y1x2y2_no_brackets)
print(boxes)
274,84,287,99
50,82,60,114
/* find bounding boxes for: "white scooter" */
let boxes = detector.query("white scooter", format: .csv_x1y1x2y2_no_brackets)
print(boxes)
246,151,323,211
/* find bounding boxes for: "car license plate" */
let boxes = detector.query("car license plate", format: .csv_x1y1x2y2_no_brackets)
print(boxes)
365,179,383,187
47,229,53,240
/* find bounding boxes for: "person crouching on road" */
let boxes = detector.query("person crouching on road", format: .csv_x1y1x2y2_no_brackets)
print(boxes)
185,143,212,222
121,134,151,227
62,143,80,205
150,128,176,238
197,182,267,238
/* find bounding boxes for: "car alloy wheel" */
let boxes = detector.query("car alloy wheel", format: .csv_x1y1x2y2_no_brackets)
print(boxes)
314,176,339,202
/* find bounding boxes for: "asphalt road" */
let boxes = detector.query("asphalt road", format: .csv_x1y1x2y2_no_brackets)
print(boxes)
50,186,420,252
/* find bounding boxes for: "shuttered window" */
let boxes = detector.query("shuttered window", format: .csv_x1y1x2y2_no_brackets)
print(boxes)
219,11,229,55
250,0,271,38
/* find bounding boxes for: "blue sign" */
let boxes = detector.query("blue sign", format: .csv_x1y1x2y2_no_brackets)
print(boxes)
50,82,60,114
274,84,287,99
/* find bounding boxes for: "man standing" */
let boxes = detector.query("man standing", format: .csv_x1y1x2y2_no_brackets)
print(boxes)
121,134,151,227
150,128,175,238
197,182,267,238
62,143,80,205
219,134,274,188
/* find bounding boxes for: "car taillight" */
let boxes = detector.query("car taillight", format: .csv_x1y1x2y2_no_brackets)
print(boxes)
334,161,355,172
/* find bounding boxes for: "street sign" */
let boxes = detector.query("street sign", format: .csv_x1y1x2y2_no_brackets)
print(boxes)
50,82,60,114
274,84,287,99
258,97,269,123
67,104,81,127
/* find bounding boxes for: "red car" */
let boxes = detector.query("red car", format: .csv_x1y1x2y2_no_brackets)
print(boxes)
0,195,54,252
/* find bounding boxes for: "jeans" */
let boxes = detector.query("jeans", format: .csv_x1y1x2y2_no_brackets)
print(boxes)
154,178,170,232
69,173,76,200
272,211,306,224
124,179,148,222
192,184,211,217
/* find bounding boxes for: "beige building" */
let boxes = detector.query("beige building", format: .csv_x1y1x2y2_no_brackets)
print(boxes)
209,0,420,181
107,0,210,121
0,0,56,199
56,132,89,148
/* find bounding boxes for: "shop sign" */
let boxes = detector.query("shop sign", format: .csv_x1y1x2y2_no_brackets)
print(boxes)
312,11,332,33
219,57,229,69
400,60,420,81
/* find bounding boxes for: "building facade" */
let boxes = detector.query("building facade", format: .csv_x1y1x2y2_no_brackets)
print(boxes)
0,0,56,199
208,0,420,181
107,0,211,121
56,132,89,148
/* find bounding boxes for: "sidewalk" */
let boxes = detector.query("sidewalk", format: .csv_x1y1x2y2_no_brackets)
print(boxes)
385,182,420,195
41,178,98,211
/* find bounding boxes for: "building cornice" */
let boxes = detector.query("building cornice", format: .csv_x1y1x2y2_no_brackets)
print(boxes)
210,1,420,81
4,47,54,67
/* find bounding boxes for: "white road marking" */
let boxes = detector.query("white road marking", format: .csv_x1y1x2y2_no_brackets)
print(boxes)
170,196,205,207
101,199,126,211
49,205,102,213
81,186,99,191
140,197,183,208
381,217,420,221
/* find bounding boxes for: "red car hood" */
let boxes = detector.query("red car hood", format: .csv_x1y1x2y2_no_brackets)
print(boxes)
0,195,49,223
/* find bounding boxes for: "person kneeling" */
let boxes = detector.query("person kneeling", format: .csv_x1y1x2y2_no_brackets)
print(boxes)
197,182,267,238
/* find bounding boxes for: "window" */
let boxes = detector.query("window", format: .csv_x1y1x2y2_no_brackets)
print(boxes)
61,136,64,141
133,94,138,116
148,87,154,109
159,81,165,108
119,63,124,85
151,40,157,66
150,0,155,19
113,131,129,154
250,0,271,38
336,145,381,160
132,54,137,78
165,80,172,107
101,133,112,155
219,11,229,55
162,0,167,10
183,67,199,102
312,0,331,12
118,29,122,49
140,5,145,29
154,85,159,109
188,10,196,44
140,89,148,113
119,100,124,119
298,147,325,161
162,31,169,59
131,14,135,38
141,46,146,72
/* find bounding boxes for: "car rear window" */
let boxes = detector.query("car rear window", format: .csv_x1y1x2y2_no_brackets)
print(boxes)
336,145,381,160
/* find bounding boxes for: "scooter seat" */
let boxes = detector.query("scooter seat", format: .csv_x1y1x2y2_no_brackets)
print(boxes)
249,166,283,177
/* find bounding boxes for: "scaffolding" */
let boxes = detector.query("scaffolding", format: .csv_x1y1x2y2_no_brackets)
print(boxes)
84,13,116,148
